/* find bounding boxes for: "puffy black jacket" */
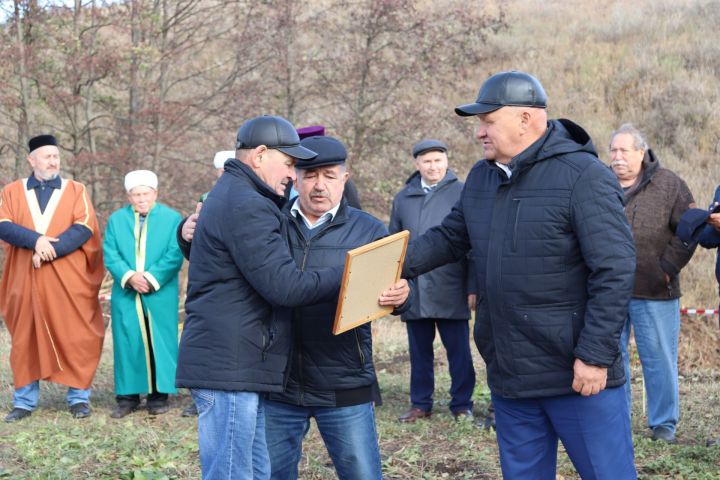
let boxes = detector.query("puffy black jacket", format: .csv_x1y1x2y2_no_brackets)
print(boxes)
403,119,636,399
389,169,470,321
268,199,404,406
176,160,342,392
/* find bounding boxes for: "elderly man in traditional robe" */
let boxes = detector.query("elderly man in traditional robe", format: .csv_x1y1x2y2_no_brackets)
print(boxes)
0,134,105,423
103,170,184,418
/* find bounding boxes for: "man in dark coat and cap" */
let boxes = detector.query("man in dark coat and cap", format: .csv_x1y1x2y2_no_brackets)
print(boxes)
175,115,408,479
389,139,476,423
400,71,638,478
264,135,409,480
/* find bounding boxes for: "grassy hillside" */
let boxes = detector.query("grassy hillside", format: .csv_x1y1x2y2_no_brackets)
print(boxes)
462,0,720,308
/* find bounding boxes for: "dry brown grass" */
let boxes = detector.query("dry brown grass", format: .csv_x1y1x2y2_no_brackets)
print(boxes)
463,0,720,309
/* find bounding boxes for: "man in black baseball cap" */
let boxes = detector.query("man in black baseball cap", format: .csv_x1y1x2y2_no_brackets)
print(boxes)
400,72,637,478
234,115,317,195
176,116,409,479
236,115,317,161
454,70,547,116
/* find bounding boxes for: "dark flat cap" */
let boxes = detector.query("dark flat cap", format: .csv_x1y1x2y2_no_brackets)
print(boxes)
297,125,325,139
28,134,58,153
295,136,347,169
236,115,317,160
412,139,448,158
455,71,547,116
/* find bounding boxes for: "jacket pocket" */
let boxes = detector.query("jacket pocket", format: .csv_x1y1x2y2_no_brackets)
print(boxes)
261,318,277,361
354,329,366,368
508,305,576,369
511,198,521,252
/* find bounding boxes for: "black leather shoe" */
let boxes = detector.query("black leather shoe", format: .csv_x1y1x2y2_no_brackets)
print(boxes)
181,403,198,417
398,407,432,423
110,402,139,419
4,408,32,423
69,402,92,419
148,402,170,416
452,409,474,421
651,426,676,444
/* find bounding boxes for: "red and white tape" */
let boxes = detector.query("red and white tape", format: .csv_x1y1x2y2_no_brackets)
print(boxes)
681,308,719,315
96,292,719,316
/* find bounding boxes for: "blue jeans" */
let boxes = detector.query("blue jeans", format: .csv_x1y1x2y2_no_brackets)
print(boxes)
621,298,680,433
264,400,382,480
493,387,636,479
13,381,91,411
191,389,270,480
406,319,475,413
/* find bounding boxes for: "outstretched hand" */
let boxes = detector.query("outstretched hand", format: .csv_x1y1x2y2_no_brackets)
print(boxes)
378,279,410,307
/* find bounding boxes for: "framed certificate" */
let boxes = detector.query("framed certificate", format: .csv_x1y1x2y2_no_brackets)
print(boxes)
332,230,410,335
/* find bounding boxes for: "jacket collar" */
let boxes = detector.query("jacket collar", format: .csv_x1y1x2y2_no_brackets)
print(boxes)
224,159,287,209
404,169,459,195
623,148,660,201
286,196,350,227
505,118,599,178
26,174,62,190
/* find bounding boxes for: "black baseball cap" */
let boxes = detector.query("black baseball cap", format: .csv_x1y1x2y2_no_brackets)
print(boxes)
295,136,347,169
412,139,448,158
455,71,547,116
236,115,317,160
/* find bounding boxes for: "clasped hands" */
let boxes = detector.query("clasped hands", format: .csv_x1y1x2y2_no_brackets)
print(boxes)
32,235,59,269
127,272,152,294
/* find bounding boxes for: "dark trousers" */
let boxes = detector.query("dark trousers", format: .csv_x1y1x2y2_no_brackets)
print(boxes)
406,318,475,413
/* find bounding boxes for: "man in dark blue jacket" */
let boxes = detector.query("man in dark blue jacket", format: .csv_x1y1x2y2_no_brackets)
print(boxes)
177,115,332,480
389,139,476,423
264,135,409,480
176,117,408,480
402,72,638,478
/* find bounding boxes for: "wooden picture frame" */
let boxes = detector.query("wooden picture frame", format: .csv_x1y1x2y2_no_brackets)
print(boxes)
332,230,410,335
